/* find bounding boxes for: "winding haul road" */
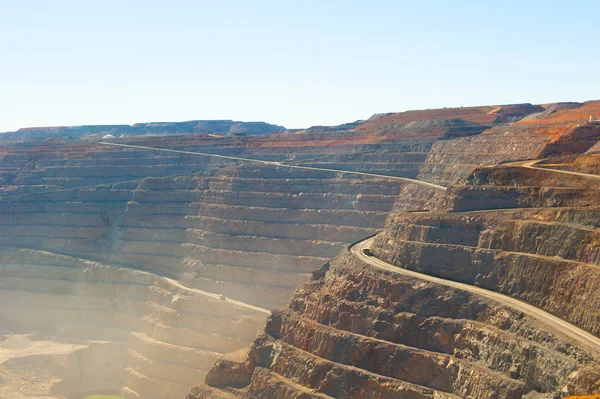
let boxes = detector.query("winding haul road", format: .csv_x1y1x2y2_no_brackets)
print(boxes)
163,277,270,314
351,237,600,358
504,159,600,180
99,142,447,191
101,141,600,356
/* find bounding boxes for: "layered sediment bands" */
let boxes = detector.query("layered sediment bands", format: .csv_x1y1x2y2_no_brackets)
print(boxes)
416,128,552,185
167,167,427,308
0,248,154,340
0,157,410,304
295,151,429,178
122,279,268,399
372,204,600,336
0,144,231,195
191,255,593,398
5,115,597,398
1,140,435,397
190,157,600,398
438,165,600,212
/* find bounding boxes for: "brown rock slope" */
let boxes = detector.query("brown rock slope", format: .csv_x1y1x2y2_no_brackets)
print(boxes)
191,160,600,398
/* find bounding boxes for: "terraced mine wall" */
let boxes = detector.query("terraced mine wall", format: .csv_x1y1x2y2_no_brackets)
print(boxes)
0,249,154,340
372,206,600,336
0,143,231,195
417,127,553,186
370,166,600,334
3,112,598,397
123,279,268,399
128,126,558,186
439,165,600,211
193,162,600,398
0,140,445,398
1,120,572,202
191,255,594,399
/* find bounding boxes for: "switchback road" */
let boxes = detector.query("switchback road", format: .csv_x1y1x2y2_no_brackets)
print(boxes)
351,236,600,358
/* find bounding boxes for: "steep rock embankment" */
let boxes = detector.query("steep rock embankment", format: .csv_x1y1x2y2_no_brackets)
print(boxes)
190,255,594,398
417,127,555,186
192,160,600,398
442,165,600,212
372,207,600,337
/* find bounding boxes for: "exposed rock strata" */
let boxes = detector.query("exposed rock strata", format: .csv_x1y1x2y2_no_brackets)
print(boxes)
190,255,594,398
0,140,440,398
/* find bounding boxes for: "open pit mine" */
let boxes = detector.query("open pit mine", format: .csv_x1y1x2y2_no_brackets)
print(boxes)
1,102,600,399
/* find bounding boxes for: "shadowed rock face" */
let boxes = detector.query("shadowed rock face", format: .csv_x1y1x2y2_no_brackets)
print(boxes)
190,255,595,398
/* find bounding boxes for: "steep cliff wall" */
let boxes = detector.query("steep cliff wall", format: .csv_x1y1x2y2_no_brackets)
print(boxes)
192,161,600,398
190,255,594,398
372,207,600,337
417,127,553,186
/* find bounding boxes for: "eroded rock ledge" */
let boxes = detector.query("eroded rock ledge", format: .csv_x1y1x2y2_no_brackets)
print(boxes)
190,255,595,398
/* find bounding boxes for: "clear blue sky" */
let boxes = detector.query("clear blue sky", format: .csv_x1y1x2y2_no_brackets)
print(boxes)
1,0,599,131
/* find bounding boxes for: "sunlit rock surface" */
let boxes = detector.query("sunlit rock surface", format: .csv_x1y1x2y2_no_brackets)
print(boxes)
1,102,600,398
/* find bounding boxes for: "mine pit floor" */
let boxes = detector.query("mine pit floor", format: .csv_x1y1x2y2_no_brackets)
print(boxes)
0,335,85,399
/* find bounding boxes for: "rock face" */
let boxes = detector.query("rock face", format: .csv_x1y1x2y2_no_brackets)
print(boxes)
190,254,595,398
0,135,439,398
1,101,600,399
191,151,600,398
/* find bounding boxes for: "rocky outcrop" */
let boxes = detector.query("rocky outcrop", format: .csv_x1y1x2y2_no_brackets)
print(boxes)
191,255,594,398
